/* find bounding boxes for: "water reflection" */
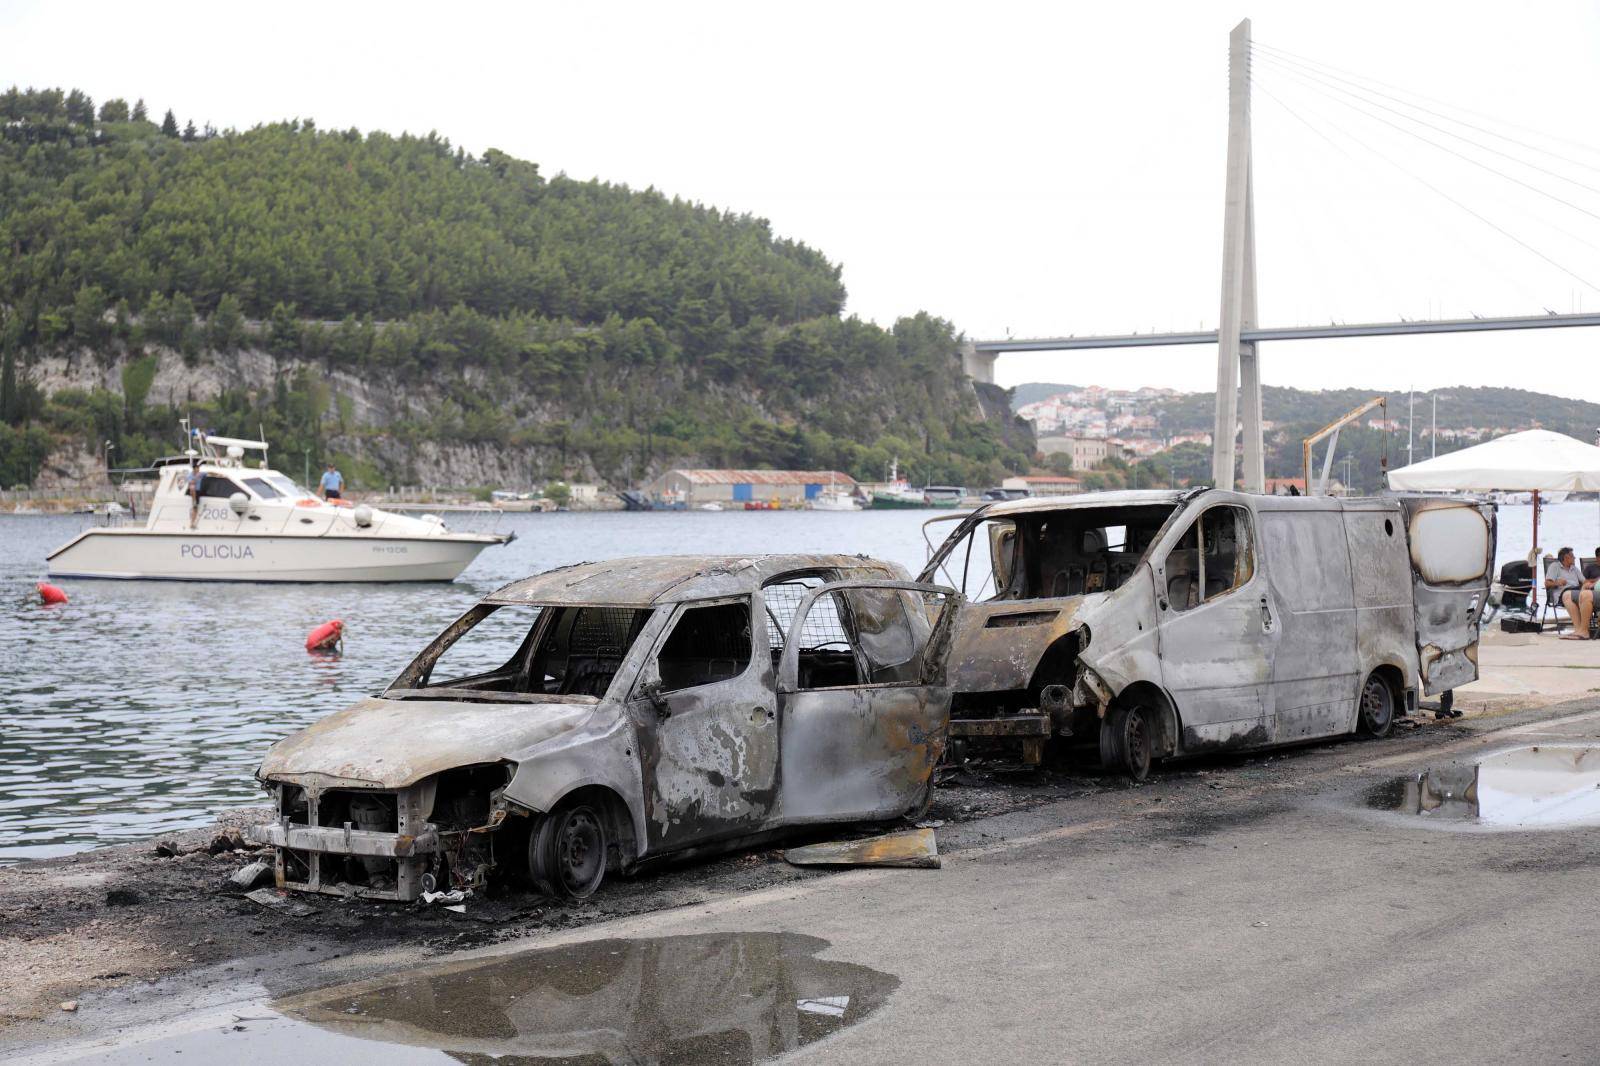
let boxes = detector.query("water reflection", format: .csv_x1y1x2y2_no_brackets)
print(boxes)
0,511,936,861
1366,744,1600,828
280,932,897,1065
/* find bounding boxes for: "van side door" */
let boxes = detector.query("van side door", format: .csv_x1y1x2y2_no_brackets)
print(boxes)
1398,498,1496,694
1155,503,1277,750
1257,507,1360,741
773,580,959,824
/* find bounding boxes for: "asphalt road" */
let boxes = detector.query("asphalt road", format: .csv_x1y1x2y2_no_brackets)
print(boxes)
13,701,1600,1064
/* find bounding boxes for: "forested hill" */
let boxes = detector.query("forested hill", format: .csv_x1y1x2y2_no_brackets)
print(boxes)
0,87,1032,489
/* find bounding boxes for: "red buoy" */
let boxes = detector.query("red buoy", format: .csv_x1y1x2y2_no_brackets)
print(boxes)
305,619,344,652
37,582,68,606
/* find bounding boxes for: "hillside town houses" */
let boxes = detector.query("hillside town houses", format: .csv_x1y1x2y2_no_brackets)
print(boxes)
1015,386,1203,470
1017,385,1521,474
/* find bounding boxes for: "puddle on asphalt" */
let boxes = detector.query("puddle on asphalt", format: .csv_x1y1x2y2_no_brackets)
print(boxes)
62,932,898,1065
1367,745,1600,829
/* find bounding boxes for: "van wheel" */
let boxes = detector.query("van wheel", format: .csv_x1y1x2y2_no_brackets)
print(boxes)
1100,704,1152,781
1358,674,1395,738
528,802,608,899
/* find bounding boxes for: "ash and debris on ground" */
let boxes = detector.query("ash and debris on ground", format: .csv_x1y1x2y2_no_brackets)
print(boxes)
0,711,1481,1029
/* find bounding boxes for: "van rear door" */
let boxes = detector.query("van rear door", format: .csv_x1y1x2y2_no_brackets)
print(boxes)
1398,498,1496,695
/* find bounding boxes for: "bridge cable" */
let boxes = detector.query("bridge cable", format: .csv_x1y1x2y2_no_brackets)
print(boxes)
1254,58,1600,230
1251,39,1600,163
1254,63,1600,265
1250,48,1600,196
1254,71,1555,307
1252,78,1600,296
1252,43,1600,180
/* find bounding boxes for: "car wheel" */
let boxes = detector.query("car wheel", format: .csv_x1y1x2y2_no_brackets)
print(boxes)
528,802,608,899
1100,703,1152,781
1358,673,1395,738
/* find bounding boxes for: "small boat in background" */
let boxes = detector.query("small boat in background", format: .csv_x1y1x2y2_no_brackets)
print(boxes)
870,458,928,509
810,474,860,511
921,485,966,508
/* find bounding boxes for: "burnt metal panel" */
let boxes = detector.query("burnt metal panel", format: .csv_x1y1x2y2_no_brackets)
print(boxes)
774,579,959,824
1156,504,1277,745
1398,497,1496,695
629,595,779,850
1343,501,1421,713
949,715,1050,737
783,827,940,868
1258,508,1358,742
487,554,904,608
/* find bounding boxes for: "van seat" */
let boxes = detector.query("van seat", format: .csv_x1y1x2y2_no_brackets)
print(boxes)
560,657,620,696
1047,565,1087,597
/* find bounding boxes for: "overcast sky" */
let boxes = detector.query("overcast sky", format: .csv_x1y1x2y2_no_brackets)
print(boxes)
6,0,1600,401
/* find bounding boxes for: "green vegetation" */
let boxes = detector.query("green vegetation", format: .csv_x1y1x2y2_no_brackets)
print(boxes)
0,86,1031,488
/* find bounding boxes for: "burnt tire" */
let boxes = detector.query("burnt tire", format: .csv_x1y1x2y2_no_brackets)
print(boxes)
1100,703,1152,781
528,802,608,900
1357,673,1395,739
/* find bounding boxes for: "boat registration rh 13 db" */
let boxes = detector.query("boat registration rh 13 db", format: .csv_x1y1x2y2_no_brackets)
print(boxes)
373,544,409,554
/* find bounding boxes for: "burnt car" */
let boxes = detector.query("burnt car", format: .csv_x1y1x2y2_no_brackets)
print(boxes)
250,555,957,901
918,489,1495,778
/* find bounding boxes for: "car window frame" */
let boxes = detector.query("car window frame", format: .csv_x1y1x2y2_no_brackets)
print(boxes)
1162,503,1256,612
631,594,762,700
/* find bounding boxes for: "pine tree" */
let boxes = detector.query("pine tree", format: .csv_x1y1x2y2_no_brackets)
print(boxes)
65,90,94,125
98,98,129,123
131,98,148,122
182,119,197,142
160,109,179,137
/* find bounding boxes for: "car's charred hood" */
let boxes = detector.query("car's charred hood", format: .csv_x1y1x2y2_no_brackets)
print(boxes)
257,695,598,789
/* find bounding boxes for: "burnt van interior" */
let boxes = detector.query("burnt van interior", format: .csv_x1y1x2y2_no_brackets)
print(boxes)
1163,505,1255,611
1004,504,1178,600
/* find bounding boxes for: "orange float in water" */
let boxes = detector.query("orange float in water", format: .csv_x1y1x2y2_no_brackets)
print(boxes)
305,619,344,652
37,582,69,605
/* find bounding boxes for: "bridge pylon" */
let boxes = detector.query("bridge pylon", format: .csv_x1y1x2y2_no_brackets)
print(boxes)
1215,17,1263,493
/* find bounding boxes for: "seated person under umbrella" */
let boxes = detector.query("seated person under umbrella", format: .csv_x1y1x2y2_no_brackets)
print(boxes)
1546,547,1596,639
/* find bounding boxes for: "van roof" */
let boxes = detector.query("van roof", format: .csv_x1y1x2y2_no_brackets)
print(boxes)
976,488,1190,519
486,554,905,607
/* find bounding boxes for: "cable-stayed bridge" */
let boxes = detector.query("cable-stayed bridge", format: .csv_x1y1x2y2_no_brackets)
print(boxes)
966,18,1600,492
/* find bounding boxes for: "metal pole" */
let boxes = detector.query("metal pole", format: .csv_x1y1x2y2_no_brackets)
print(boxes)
1317,426,1342,495
1401,385,1414,460
1533,490,1541,612
1213,18,1255,491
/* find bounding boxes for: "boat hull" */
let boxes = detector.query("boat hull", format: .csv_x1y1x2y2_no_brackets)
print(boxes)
869,494,958,509
46,529,501,583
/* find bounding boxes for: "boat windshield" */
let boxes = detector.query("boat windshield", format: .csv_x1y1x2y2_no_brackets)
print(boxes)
242,474,312,500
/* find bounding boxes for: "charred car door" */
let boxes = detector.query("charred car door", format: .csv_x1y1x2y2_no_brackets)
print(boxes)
629,595,778,851
1398,497,1496,694
773,580,959,824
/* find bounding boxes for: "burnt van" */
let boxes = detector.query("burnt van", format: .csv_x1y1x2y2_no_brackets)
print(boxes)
917,489,1495,778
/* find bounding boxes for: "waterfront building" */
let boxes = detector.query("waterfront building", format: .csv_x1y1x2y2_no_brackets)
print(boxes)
642,468,858,507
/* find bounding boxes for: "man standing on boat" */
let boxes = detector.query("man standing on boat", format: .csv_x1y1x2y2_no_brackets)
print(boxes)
186,458,203,528
319,463,344,501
